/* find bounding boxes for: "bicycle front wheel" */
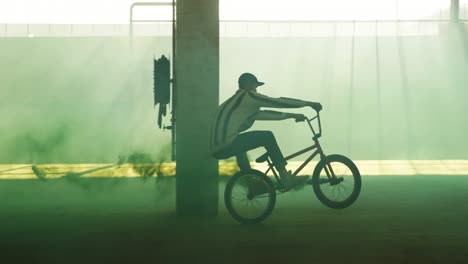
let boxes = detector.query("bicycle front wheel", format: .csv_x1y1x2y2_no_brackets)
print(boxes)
224,170,276,224
312,154,361,209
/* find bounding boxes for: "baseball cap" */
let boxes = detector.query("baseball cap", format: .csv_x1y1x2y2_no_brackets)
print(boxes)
238,73,265,89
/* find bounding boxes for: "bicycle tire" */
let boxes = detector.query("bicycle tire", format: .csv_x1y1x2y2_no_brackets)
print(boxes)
224,170,276,224
312,154,361,209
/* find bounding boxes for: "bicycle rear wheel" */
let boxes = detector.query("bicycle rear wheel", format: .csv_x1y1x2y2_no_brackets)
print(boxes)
224,170,276,224
312,154,361,209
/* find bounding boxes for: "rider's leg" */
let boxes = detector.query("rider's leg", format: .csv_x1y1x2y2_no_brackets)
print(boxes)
236,152,251,171
235,131,307,188
219,131,305,188
228,131,287,165
231,131,295,181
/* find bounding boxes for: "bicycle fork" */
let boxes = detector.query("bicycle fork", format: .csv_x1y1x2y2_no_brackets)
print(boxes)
318,143,344,186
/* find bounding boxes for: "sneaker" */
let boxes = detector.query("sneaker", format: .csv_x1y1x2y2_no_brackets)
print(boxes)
305,178,328,185
305,177,344,186
249,184,272,197
280,170,308,189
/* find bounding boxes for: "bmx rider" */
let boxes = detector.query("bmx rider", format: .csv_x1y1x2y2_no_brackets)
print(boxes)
210,73,322,189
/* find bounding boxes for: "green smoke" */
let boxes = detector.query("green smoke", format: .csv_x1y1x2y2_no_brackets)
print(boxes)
9,123,70,164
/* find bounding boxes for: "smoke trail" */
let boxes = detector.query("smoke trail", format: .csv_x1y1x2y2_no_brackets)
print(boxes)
125,144,172,178
9,123,70,164
31,165,46,181
119,146,174,203
126,152,158,178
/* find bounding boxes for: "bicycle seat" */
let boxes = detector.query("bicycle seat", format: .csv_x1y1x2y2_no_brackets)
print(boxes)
255,152,269,163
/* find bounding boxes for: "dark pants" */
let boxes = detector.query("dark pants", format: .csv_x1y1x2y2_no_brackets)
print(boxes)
214,131,287,171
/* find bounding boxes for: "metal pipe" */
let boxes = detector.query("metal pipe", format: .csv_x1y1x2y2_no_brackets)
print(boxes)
347,21,356,154
171,0,177,161
130,2,173,38
219,19,461,23
375,21,382,160
129,1,177,160
451,0,460,23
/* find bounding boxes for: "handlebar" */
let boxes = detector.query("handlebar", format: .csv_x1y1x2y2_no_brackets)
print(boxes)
305,110,322,140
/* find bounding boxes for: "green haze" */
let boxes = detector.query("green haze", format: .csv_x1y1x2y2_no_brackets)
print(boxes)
1,26,467,163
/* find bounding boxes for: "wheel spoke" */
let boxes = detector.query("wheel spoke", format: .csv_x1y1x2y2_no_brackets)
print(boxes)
314,157,360,206
226,172,275,223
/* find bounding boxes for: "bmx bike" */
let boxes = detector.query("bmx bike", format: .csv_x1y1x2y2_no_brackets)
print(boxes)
224,110,362,224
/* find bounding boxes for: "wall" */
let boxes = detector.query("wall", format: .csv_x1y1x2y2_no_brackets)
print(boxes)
0,33,467,163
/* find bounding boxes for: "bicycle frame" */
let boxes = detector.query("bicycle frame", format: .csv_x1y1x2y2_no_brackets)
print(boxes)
261,112,338,185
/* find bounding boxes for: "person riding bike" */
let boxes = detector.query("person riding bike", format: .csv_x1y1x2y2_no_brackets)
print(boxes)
210,73,322,189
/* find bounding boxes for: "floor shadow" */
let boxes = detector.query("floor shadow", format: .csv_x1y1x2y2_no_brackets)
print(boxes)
0,165,34,174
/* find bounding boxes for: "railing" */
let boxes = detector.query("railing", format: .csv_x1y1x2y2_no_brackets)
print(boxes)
1,19,467,38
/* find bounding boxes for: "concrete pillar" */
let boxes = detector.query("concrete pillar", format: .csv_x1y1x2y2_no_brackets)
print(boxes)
175,0,219,217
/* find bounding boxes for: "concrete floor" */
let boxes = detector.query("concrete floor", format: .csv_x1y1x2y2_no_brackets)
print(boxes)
0,176,467,263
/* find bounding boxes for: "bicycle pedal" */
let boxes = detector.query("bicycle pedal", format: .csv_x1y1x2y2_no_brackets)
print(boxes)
330,177,344,186
306,178,334,185
318,178,330,185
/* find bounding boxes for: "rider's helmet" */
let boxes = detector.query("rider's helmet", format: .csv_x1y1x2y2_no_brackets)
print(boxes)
238,73,265,90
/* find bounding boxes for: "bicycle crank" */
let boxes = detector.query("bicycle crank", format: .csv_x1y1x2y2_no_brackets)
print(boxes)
317,177,344,185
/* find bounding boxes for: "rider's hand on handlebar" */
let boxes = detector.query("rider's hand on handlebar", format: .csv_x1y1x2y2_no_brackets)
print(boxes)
309,102,322,112
292,113,307,122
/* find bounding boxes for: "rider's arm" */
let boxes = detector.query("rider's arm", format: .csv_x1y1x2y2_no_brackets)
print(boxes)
247,90,320,109
238,110,299,132
251,110,302,121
